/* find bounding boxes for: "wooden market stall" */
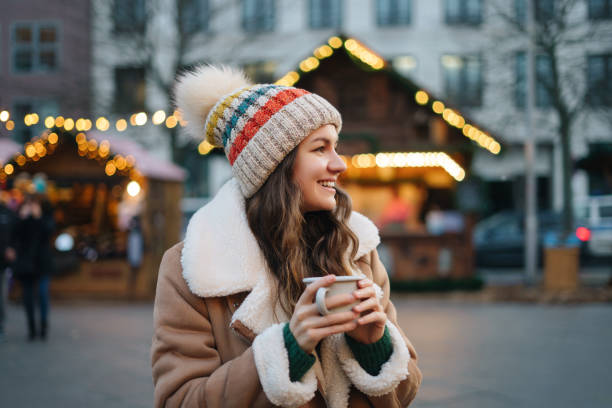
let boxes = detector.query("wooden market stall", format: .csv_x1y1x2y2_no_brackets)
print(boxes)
1,129,185,299
282,35,503,286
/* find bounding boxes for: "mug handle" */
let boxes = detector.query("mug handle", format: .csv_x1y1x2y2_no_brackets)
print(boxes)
315,287,330,316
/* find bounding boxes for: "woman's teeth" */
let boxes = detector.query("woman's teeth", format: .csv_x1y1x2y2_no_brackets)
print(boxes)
319,181,335,188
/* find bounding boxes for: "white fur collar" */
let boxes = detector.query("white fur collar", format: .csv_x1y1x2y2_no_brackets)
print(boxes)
181,178,380,333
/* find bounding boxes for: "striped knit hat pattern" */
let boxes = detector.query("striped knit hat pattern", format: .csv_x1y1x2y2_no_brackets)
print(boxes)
175,65,342,198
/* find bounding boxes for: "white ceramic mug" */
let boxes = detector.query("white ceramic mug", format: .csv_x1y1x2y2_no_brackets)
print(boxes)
303,276,361,315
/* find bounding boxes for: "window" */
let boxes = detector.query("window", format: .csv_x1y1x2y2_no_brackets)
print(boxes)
515,51,553,108
114,67,146,114
179,0,209,34
12,23,59,73
11,100,59,144
309,0,342,29
515,0,555,24
589,0,612,20
392,55,417,77
113,0,146,33
445,0,482,25
376,0,411,26
242,0,275,32
587,54,612,106
441,55,482,107
243,61,277,83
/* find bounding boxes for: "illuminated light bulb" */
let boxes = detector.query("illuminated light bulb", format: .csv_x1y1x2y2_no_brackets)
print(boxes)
30,113,39,125
39,146,47,157
432,101,445,114
489,141,501,154
328,36,342,48
48,132,58,144
84,119,92,131
88,139,98,151
6,120,15,131
165,115,178,128
415,91,429,105
25,144,36,157
375,153,391,168
55,116,65,127
76,132,86,143
34,142,45,155
462,124,472,136
152,110,166,125
129,114,137,126
344,39,358,51
24,114,32,126
308,57,319,69
4,164,14,175
75,118,84,131
116,118,127,132
63,118,74,131
456,116,465,128
134,112,147,126
0,111,9,122
32,155,40,162
198,140,215,155
126,155,135,167
44,116,55,128
105,162,116,176
115,156,127,170
320,45,333,58
351,155,360,168
442,108,452,121
127,181,141,197
16,155,26,166
96,117,109,131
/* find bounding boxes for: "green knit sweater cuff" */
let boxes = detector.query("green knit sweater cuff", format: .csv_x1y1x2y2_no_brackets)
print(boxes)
283,323,316,382
344,326,393,376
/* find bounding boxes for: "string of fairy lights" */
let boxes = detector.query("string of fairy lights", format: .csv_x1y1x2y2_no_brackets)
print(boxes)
0,127,145,186
1,35,498,182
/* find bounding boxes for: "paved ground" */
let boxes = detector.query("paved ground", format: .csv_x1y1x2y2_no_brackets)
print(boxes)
1,296,611,407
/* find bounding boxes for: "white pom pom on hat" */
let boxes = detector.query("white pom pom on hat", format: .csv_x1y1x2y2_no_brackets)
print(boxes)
174,64,252,147
173,64,342,197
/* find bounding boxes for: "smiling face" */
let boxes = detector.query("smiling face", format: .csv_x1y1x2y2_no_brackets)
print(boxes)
292,124,347,213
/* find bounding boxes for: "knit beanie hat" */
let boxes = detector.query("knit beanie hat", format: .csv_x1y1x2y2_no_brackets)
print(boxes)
174,65,342,198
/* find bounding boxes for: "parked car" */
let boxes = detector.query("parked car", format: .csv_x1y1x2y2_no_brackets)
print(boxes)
473,211,590,268
575,195,612,261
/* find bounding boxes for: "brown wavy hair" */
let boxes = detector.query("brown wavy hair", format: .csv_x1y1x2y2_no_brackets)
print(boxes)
245,147,359,316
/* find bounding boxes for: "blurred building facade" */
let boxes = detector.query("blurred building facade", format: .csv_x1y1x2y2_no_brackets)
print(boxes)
90,0,612,210
0,0,92,144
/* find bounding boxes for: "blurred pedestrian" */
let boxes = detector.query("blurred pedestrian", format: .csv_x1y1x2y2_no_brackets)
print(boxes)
10,174,55,341
126,216,143,298
151,66,421,407
0,191,17,342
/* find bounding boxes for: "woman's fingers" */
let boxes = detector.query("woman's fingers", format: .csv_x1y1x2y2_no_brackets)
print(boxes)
298,275,336,305
352,284,376,301
353,296,381,314
308,310,358,329
356,311,387,326
310,319,359,339
324,292,358,310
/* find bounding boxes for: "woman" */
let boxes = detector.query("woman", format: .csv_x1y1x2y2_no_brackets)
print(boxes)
151,65,422,407
10,176,55,341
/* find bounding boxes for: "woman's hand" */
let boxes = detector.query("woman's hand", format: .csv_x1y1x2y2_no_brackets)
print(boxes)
345,279,386,344
289,275,359,354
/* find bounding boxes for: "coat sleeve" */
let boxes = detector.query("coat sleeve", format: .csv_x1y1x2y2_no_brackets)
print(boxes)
338,249,422,407
151,244,317,408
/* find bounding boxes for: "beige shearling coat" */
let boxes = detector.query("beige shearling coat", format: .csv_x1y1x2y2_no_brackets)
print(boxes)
151,179,422,407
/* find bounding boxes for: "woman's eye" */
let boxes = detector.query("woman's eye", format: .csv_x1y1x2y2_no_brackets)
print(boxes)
315,146,325,152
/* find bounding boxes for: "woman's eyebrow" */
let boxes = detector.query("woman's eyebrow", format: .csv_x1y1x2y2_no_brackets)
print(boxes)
310,136,338,145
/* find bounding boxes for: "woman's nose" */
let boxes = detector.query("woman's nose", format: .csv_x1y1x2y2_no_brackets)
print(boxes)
329,151,347,173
